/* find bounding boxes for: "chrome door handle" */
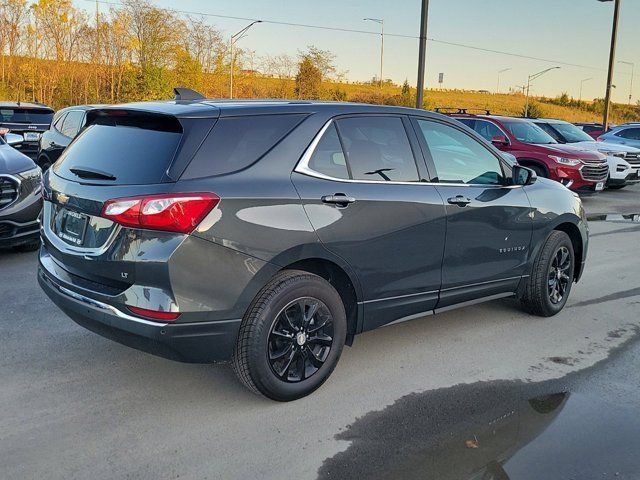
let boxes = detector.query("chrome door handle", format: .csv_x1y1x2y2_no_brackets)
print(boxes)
447,195,471,207
321,194,356,207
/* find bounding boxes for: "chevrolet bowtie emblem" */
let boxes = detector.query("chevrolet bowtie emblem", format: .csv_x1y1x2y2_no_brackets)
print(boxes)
56,193,69,205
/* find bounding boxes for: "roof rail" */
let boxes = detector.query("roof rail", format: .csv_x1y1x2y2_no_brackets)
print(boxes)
173,87,206,101
434,107,491,115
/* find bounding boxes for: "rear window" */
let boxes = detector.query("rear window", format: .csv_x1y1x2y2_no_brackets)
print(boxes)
0,107,54,124
182,114,306,179
53,112,182,185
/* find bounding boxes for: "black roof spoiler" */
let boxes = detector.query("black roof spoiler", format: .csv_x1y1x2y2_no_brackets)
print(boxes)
174,87,206,101
435,107,491,115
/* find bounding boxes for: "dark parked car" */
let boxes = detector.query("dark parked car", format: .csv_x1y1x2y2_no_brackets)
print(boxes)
38,96,588,400
0,133,42,251
0,101,54,160
37,105,99,170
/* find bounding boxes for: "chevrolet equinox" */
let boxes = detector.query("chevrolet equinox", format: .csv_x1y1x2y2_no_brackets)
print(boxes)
39,91,588,401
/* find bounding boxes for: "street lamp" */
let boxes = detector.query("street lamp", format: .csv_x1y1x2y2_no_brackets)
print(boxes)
524,66,561,117
618,60,634,105
496,68,511,94
229,20,262,99
598,0,621,130
364,18,384,88
579,77,593,102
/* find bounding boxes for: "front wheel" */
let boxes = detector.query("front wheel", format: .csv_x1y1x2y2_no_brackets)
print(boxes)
519,231,575,317
232,270,347,401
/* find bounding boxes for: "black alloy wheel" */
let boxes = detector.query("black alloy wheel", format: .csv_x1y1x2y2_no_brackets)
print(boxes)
548,246,571,305
267,297,334,382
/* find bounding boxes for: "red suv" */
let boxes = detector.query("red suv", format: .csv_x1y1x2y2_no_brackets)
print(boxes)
453,114,609,193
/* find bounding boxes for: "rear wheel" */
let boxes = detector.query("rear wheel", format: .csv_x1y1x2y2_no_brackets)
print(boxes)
232,270,347,401
519,231,574,317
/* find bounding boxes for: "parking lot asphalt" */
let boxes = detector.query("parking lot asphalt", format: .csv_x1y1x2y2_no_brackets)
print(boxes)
1,185,640,480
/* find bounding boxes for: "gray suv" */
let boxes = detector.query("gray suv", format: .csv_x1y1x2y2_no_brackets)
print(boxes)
38,95,588,400
597,124,640,148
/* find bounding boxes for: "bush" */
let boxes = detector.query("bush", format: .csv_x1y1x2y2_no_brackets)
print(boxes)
522,101,544,119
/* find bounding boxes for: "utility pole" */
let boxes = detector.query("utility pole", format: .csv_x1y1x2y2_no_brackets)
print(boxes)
600,0,621,130
364,18,384,88
230,20,262,99
416,0,429,109
524,67,560,117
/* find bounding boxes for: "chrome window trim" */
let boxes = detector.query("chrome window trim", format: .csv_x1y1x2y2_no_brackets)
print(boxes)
295,118,522,189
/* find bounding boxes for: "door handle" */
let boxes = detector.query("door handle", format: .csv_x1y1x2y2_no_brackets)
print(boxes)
321,193,356,207
447,195,472,207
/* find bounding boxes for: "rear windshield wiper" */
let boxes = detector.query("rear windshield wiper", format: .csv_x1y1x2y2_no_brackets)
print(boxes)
69,167,116,181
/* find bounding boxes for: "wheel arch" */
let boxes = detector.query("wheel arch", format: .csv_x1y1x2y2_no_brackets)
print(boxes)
281,258,361,342
517,157,549,177
553,222,584,281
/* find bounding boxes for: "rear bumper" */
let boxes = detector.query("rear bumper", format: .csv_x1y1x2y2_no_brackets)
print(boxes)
38,258,241,363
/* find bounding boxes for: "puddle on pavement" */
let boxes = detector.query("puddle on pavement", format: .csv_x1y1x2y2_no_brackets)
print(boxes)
318,380,640,480
587,213,640,223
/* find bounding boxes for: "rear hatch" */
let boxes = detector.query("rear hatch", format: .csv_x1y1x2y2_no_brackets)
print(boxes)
42,107,218,291
0,106,54,142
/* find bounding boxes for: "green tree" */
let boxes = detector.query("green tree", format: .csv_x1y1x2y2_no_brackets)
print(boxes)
294,56,321,99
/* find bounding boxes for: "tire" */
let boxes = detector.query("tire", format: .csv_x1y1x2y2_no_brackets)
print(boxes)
232,270,347,401
13,239,40,253
519,231,575,317
527,164,547,178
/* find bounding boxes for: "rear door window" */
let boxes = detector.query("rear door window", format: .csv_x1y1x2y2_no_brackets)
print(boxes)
308,124,350,180
60,110,85,138
53,112,183,185
182,114,306,178
334,116,420,182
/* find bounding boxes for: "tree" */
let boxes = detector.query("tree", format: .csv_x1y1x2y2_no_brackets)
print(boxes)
298,45,335,79
294,57,321,99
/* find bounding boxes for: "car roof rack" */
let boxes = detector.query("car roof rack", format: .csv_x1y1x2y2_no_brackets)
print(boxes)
174,87,207,101
434,107,491,115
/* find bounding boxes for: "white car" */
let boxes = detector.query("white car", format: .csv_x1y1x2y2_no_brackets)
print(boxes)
532,119,640,189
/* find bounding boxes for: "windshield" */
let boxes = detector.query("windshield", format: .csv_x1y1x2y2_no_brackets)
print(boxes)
0,107,54,124
502,120,557,144
549,122,594,143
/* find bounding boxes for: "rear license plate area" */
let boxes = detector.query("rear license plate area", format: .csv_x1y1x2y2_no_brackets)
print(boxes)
55,208,88,246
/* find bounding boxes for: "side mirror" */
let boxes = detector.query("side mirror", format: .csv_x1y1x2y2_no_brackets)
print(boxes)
5,133,24,147
513,165,536,186
492,135,509,146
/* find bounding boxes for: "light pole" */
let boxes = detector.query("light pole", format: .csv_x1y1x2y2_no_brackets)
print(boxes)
496,68,511,94
579,77,593,102
229,20,262,99
618,60,634,105
364,18,384,87
524,66,561,117
599,0,621,130
416,0,429,108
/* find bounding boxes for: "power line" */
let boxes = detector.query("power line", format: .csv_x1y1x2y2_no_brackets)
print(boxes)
84,0,618,74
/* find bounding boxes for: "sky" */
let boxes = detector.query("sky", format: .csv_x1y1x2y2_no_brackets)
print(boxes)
75,0,640,104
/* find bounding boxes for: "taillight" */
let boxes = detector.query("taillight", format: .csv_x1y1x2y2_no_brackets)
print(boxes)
126,305,180,321
101,192,219,234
